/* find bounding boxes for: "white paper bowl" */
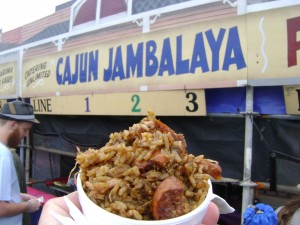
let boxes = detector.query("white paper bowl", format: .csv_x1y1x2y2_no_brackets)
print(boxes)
77,174,213,225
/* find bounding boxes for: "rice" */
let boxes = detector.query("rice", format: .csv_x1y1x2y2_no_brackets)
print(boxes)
76,111,219,220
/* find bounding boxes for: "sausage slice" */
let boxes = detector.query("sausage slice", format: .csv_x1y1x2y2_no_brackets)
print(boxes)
151,176,187,220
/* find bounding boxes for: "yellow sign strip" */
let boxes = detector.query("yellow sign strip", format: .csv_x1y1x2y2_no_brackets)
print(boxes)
30,90,206,116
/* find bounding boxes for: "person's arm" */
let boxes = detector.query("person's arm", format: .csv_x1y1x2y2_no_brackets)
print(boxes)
0,198,40,217
0,193,41,217
38,191,80,225
0,201,28,217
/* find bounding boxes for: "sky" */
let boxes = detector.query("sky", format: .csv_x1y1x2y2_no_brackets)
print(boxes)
0,0,70,32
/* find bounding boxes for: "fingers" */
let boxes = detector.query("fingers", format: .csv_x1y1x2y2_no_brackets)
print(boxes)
27,198,42,213
201,202,220,225
20,193,31,201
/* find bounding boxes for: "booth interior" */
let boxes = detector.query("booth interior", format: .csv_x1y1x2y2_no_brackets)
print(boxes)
26,86,300,225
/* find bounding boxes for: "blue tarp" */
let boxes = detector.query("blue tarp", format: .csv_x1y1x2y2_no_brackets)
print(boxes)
206,86,286,115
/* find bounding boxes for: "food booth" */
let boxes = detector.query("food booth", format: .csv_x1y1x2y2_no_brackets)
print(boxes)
0,0,300,224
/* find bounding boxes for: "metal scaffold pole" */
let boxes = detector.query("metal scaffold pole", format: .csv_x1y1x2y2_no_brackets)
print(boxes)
240,85,257,224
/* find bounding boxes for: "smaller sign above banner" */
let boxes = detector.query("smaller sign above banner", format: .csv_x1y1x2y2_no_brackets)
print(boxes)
30,89,206,116
0,62,17,98
283,85,300,115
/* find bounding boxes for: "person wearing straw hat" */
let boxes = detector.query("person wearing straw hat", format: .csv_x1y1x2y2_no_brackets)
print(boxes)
0,100,41,225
